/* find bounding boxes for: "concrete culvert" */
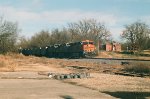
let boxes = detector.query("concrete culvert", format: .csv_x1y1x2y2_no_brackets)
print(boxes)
48,72,90,80
77,74,81,78
70,73,75,78
86,73,90,77
48,73,55,78
54,75,61,80
76,73,82,78
65,74,71,79
73,74,78,79
64,75,68,79
48,74,53,78
80,73,86,78
60,75,65,80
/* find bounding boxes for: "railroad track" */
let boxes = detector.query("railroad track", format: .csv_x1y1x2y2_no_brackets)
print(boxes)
72,57,150,66
114,71,150,78
87,57,150,61
71,57,150,78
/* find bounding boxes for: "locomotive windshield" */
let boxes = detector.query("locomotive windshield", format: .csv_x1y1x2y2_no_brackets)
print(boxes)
82,42,88,45
89,42,94,44
82,41,94,45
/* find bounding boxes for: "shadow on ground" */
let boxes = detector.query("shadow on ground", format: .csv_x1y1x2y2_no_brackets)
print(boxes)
102,91,150,99
60,95,74,99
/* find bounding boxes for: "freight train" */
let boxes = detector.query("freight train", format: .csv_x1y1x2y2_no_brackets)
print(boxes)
20,40,96,58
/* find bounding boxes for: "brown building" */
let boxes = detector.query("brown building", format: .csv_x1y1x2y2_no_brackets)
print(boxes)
100,42,121,52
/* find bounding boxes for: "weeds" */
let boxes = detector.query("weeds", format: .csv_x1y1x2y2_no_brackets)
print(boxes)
0,54,18,72
6,52,25,59
124,62,150,74
0,61,6,67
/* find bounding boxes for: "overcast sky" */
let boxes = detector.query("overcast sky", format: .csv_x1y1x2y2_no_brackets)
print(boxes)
0,0,150,41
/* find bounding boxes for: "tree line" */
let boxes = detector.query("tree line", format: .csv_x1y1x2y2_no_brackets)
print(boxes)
19,19,110,49
0,16,150,54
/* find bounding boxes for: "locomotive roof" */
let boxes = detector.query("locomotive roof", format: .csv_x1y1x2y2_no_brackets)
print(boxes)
82,40,93,42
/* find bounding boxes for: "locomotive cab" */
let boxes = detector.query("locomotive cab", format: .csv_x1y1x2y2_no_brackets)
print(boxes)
82,40,96,57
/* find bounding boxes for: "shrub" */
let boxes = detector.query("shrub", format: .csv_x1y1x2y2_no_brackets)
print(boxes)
0,54,18,71
6,52,25,59
124,62,150,73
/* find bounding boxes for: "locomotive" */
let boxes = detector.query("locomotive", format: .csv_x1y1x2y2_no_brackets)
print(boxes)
20,40,96,58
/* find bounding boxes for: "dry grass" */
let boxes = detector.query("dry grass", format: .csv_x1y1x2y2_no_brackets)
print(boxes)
96,51,150,60
0,61,6,68
0,53,122,73
0,54,72,73
64,73,150,92
142,50,150,54
0,54,18,72
6,52,25,59
124,62,150,74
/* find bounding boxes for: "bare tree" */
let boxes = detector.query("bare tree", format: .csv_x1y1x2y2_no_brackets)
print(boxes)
68,19,110,44
29,30,51,47
18,36,31,48
0,17,19,53
21,19,110,51
50,28,71,44
121,21,150,52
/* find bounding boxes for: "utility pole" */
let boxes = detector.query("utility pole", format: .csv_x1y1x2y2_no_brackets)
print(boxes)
97,35,101,55
97,37,99,54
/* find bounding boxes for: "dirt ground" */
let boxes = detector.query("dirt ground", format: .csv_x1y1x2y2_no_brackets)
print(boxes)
0,53,150,99
0,77,116,99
